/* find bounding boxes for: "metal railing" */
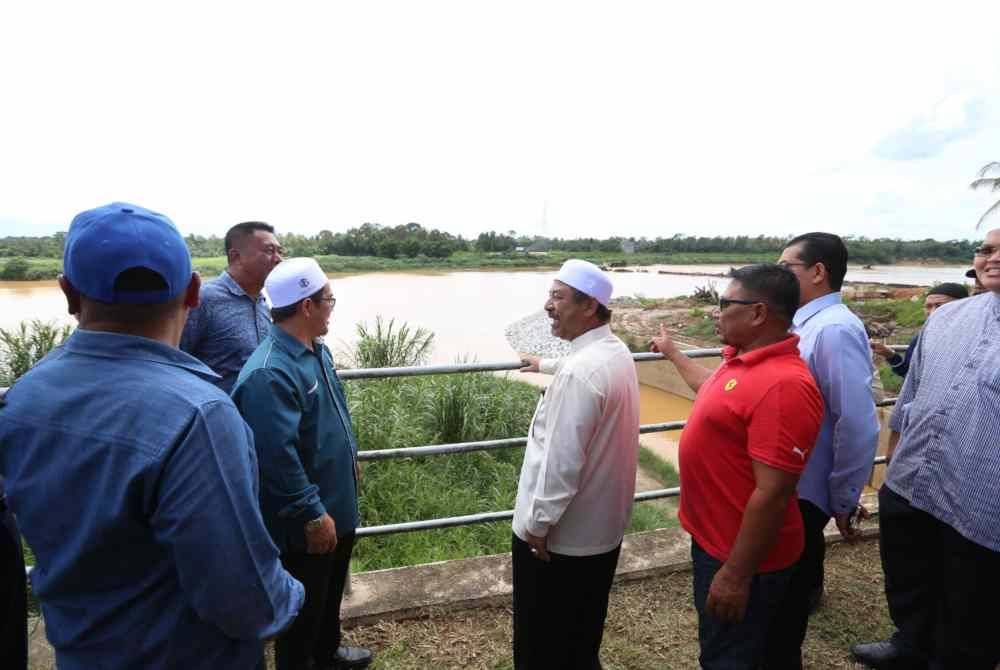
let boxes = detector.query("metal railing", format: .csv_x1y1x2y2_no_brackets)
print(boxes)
349,348,899,537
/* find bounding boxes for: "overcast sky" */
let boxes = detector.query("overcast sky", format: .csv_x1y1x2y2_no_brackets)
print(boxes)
2,1,999,242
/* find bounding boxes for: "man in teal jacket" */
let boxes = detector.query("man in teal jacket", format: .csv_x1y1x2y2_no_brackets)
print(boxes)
232,257,370,670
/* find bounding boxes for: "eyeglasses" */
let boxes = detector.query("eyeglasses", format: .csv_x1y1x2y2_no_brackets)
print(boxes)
777,261,810,269
719,298,762,310
974,245,998,257
313,296,336,308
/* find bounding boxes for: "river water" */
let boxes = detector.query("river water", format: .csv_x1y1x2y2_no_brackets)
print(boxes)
0,264,966,455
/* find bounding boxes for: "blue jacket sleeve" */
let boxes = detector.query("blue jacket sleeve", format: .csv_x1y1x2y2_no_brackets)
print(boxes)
232,368,326,522
151,400,303,640
813,324,881,516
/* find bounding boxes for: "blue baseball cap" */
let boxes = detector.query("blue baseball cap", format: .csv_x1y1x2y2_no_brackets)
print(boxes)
63,202,192,304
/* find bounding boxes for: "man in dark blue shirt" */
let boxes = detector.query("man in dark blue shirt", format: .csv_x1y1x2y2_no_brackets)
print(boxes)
181,221,283,392
233,257,370,670
0,203,303,670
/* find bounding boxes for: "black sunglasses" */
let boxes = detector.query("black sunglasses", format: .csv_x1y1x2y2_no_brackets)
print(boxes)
719,298,762,310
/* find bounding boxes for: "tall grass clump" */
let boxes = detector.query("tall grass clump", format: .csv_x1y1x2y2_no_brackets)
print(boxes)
352,316,434,368
0,320,73,385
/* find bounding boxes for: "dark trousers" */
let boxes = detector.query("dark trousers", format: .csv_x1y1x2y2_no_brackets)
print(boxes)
692,541,794,670
511,533,620,670
762,499,829,669
879,484,1000,669
275,532,356,670
1,505,27,670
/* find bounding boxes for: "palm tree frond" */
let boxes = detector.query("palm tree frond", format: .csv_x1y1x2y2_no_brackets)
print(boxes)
976,198,1000,230
976,162,1000,179
970,177,1000,192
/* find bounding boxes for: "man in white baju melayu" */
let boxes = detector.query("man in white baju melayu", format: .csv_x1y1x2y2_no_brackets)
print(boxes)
512,259,640,670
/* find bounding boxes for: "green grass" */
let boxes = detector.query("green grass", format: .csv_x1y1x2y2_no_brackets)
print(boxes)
681,313,717,341
878,363,904,395
846,298,925,335
346,371,675,570
638,446,680,488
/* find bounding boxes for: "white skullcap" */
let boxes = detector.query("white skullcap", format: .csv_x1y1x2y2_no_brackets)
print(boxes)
264,257,330,308
555,259,613,306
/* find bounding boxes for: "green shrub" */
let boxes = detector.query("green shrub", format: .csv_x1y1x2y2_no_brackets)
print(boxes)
0,257,30,280
0,320,73,385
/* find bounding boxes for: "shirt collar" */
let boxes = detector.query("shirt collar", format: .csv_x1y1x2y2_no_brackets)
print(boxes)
569,324,612,352
793,291,842,329
64,329,220,380
722,334,801,367
269,322,326,359
219,270,265,303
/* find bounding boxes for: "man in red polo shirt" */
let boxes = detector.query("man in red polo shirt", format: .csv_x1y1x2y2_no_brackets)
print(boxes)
651,263,824,669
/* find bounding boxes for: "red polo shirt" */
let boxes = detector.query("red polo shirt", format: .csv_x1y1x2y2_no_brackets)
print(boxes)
678,335,823,572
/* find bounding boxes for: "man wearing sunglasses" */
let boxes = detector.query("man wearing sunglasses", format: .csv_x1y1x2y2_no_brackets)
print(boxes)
652,264,823,668
852,230,1000,669
763,232,880,668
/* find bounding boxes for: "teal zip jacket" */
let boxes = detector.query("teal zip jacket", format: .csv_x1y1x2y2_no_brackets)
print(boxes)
232,324,360,553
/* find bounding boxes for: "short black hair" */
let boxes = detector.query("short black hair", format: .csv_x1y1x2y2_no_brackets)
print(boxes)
728,263,800,324
569,287,612,324
786,232,848,291
224,221,275,255
271,285,326,323
927,282,968,300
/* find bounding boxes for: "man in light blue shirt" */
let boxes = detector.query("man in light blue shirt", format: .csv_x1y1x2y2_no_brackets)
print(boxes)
765,232,880,668
0,203,303,669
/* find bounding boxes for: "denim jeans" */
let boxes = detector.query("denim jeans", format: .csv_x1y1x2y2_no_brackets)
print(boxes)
692,541,794,670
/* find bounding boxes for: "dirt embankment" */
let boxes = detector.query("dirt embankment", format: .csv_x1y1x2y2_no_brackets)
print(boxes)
609,284,925,350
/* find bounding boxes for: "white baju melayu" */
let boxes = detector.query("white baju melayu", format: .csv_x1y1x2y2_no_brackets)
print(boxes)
512,324,640,556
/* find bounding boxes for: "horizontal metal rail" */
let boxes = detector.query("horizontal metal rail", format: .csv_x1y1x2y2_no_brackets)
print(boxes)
339,348,726,380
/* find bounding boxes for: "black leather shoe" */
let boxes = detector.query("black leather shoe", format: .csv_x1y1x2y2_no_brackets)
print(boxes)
319,646,372,669
850,640,927,669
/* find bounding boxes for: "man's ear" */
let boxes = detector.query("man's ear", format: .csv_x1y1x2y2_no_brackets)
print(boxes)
58,274,81,318
184,273,202,309
812,262,828,288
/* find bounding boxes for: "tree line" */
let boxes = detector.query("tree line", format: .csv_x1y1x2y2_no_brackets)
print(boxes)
0,224,982,266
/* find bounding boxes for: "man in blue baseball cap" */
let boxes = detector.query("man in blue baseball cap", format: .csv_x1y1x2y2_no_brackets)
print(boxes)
0,202,304,669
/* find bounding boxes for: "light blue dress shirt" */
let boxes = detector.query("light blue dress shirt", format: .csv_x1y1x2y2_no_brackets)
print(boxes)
792,292,880,517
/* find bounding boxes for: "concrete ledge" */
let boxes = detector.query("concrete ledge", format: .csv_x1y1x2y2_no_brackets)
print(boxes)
342,526,694,628
343,492,882,628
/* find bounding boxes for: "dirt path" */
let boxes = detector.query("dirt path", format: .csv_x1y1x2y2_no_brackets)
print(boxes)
342,538,892,669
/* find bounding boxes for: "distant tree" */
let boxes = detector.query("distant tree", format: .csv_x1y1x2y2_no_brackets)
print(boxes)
0,258,30,280
970,162,1000,228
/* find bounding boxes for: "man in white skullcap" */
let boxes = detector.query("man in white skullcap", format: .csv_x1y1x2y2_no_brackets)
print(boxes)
232,258,372,670
512,259,640,670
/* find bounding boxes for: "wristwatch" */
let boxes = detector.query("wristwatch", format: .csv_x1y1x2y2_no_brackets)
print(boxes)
305,515,325,532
